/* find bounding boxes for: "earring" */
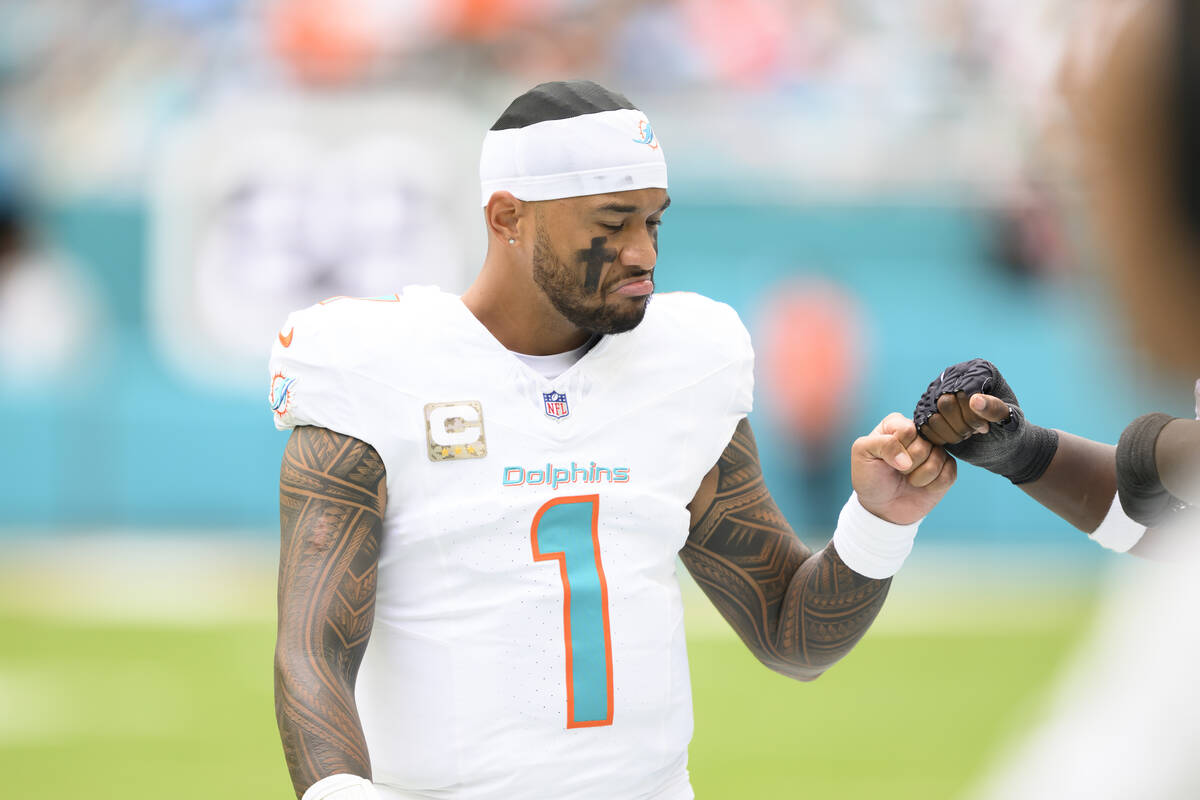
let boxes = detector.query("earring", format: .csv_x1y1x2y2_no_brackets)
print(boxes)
508,238,516,245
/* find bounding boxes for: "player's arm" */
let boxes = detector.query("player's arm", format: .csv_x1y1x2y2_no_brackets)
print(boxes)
275,425,385,799
913,359,1198,557
681,414,955,681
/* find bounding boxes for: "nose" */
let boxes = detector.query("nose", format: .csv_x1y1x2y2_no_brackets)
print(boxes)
619,225,658,271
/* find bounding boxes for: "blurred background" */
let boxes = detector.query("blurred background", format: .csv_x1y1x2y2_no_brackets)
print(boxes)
0,0,1189,797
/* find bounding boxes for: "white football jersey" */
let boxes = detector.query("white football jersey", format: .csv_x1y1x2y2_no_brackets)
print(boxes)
269,286,754,800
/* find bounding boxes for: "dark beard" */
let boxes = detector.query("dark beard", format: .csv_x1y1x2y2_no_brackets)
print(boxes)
531,223,650,334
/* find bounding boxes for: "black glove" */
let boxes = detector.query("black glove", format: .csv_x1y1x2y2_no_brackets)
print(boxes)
913,359,1059,485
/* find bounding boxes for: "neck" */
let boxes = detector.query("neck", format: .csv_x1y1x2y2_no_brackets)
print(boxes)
462,251,593,355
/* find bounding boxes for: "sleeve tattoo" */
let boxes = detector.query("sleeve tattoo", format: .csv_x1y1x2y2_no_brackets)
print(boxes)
275,426,386,797
681,418,891,680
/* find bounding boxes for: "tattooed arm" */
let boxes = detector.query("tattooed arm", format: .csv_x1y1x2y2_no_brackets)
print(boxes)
275,426,386,797
681,415,955,681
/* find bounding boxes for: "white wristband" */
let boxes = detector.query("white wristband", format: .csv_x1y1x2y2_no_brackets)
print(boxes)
831,492,922,579
1089,491,1147,553
302,774,379,800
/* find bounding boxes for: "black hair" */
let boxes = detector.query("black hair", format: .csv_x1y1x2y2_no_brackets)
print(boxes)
490,81,636,131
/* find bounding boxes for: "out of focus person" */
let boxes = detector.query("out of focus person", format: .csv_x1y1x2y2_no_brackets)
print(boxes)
911,0,1200,558
0,182,101,385
906,1,1200,797
758,278,865,532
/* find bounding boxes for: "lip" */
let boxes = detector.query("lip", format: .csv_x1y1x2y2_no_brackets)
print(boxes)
612,277,655,297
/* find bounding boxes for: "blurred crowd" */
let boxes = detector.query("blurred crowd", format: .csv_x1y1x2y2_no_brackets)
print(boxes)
0,0,1082,199
0,0,1093,390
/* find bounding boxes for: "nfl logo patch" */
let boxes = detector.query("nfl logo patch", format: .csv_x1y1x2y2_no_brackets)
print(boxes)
543,390,569,420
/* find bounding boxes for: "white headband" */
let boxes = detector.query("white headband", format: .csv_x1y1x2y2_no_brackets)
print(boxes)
479,108,667,206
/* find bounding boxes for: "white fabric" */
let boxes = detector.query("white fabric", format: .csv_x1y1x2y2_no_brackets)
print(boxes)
479,109,667,205
1088,491,1146,553
968,378,1200,800
969,531,1200,800
831,492,922,579
511,336,596,380
269,287,751,799
302,774,379,800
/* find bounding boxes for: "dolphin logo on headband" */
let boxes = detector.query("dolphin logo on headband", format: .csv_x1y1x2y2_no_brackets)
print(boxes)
633,120,657,150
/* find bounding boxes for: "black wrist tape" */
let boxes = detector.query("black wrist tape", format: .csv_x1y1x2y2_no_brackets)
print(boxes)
913,358,1059,485
1116,412,1182,528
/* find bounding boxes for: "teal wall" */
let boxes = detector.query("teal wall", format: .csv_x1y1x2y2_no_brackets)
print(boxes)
2,193,1188,547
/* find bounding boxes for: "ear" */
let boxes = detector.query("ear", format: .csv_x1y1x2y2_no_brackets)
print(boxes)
484,191,525,245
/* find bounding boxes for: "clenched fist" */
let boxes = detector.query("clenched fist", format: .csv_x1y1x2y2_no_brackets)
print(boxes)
852,412,957,525
912,359,1059,485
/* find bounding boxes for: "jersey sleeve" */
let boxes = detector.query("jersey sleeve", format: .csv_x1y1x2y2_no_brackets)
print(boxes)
724,303,755,419
267,303,378,445
660,293,755,487
699,299,755,469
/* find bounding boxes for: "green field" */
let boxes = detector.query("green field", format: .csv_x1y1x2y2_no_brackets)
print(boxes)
0,540,1100,799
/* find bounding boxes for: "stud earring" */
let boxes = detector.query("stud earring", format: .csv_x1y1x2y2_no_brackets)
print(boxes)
508,238,516,245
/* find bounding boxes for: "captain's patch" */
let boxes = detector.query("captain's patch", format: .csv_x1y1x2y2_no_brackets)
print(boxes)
425,401,487,461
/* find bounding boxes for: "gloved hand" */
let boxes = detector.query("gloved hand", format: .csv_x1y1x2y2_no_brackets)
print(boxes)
912,359,1059,485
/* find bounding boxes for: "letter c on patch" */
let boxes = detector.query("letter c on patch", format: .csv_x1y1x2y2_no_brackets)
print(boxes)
428,403,483,446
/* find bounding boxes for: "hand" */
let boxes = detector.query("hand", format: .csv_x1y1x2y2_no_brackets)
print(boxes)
917,391,1012,446
912,358,1059,485
852,412,957,525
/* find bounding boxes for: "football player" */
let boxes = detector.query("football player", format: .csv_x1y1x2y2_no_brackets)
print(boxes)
911,2,1200,797
908,0,1199,559
910,358,1197,557
269,81,956,800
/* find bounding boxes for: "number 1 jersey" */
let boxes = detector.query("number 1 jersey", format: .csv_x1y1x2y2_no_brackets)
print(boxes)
268,286,754,799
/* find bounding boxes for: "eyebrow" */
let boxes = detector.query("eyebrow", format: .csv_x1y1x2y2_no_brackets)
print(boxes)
594,196,672,215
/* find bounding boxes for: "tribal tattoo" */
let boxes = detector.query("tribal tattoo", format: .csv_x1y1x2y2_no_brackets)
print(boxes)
682,418,891,680
275,426,386,797
576,236,617,293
